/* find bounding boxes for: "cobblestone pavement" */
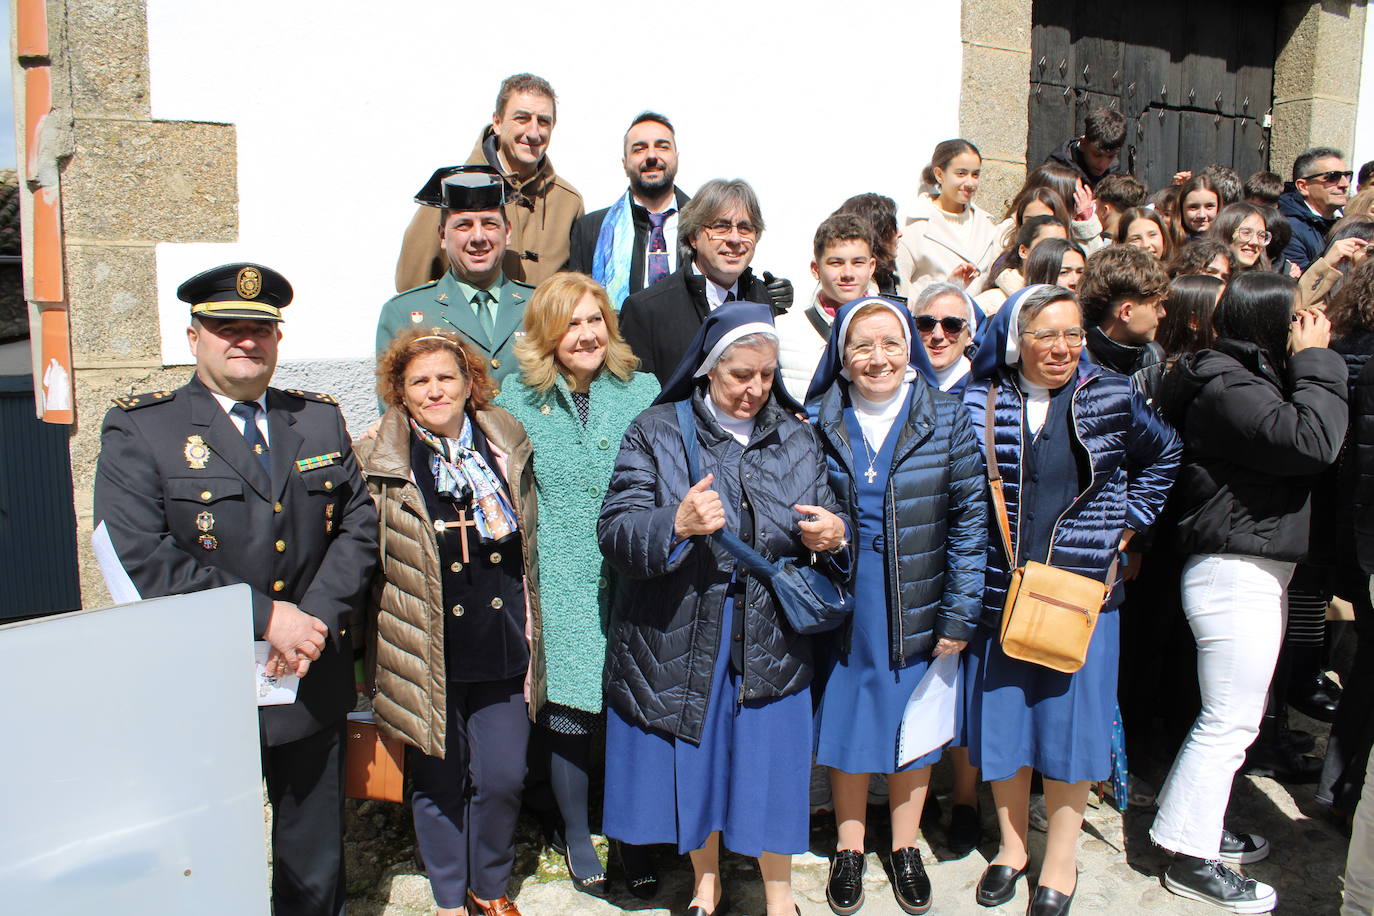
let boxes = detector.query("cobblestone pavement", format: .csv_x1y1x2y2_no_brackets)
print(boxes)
342,731,1351,916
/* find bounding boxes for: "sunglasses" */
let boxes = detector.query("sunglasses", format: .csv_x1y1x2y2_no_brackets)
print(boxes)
914,315,969,335
1300,170,1353,184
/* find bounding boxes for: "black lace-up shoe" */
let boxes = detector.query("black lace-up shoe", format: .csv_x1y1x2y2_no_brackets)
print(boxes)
889,847,932,914
826,849,866,915
1219,830,1270,866
1163,854,1276,913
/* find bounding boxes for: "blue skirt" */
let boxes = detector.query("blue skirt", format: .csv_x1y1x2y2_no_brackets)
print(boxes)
814,544,943,774
602,598,812,856
963,609,1120,784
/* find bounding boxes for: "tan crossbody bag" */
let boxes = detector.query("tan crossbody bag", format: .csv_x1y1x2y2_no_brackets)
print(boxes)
983,387,1113,674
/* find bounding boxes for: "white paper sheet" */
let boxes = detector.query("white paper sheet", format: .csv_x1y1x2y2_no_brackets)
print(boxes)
254,641,300,706
895,651,960,769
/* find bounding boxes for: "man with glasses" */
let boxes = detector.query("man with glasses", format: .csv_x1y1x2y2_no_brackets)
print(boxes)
1280,146,1351,270
618,178,794,383
1076,245,1171,396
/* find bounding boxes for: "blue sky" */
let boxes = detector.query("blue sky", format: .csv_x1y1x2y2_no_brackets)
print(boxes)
0,0,16,169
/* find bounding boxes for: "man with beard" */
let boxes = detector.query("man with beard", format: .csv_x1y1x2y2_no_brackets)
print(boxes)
618,178,793,383
566,112,691,307
394,73,583,292
378,168,532,396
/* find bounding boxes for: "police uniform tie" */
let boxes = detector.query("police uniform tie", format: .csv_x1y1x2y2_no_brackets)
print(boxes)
646,210,675,288
230,401,270,474
472,289,496,341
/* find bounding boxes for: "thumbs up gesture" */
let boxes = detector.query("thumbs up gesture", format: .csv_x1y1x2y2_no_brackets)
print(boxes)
675,473,726,538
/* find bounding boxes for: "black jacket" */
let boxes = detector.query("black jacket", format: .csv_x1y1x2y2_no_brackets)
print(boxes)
1351,357,1374,573
1157,340,1348,561
1084,326,1165,399
566,187,691,294
1045,137,1123,190
619,264,773,384
93,375,379,745
597,390,850,744
1279,188,1339,271
812,379,987,661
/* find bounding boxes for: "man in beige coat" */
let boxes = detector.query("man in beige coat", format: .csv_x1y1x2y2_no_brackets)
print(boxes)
394,73,584,292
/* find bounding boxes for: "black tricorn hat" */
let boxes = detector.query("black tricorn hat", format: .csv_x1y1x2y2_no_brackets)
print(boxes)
414,164,504,209
178,262,292,322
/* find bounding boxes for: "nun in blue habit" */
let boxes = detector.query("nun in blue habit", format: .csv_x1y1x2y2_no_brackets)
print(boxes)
806,297,987,914
598,303,851,916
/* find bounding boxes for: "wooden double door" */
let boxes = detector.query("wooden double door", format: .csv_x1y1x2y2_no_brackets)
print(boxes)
1027,0,1280,192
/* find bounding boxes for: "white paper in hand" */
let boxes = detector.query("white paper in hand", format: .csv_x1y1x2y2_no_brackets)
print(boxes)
896,651,960,769
254,641,300,706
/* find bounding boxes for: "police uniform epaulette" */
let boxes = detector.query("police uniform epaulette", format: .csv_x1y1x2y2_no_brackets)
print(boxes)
397,279,440,295
281,388,340,405
112,390,176,410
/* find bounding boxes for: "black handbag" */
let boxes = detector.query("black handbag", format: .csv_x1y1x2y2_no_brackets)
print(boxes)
674,399,851,635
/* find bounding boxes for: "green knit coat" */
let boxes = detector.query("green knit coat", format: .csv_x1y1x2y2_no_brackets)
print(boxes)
496,369,659,714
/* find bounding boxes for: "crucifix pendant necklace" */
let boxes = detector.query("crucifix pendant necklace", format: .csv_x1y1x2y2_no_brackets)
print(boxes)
859,433,879,484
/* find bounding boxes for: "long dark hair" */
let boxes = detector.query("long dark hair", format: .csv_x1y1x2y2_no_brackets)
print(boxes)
1207,202,1272,273
1211,272,1298,369
1157,274,1225,359
1023,237,1086,286
920,139,981,193
989,216,1066,285
1328,257,1374,338
1001,163,1079,221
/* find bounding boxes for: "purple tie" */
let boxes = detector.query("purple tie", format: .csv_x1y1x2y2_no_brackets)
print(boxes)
646,210,674,288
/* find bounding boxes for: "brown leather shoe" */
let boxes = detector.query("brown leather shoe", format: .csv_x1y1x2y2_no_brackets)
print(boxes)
467,891,521,916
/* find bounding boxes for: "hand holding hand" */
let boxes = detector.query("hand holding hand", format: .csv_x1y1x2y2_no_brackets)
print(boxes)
1290,308,1332,353
933,638,968,657
675,474,725,538
795,504,845,553
264,601,328,677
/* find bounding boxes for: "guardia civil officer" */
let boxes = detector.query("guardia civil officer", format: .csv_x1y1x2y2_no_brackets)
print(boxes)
93,264,378,916
377,167,535,397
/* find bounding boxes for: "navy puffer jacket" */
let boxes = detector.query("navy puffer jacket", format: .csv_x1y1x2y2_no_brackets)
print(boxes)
963,363,1181,627
1279,188,1339,271
812,379,987,663
597,390,851,744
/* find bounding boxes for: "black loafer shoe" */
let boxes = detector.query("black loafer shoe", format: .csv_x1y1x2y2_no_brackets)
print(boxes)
890,847,932,914
976,863,1028,908
564,850,608,899
948,804,982,858
1028,883,1075,915
827,849,866,915
615,840,659,900
684,891,731,916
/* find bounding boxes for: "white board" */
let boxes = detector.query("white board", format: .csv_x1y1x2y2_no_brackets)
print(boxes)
0,585,269,916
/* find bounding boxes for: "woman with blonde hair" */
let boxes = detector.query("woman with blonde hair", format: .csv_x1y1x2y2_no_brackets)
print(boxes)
495,271,661,899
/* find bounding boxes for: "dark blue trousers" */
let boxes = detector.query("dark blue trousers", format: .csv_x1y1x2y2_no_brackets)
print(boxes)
262,722,347,916
409,676,529,907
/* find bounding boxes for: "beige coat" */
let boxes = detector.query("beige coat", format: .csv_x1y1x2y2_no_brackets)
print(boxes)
896,194,1001,298
1299,257,1341,308
355,405,541,758
393,127,584,292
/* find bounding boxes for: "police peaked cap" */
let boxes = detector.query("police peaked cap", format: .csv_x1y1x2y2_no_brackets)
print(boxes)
179,262,292,322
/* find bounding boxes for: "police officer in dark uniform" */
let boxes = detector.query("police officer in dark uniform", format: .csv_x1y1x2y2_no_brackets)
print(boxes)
376,168,535,398
93,263,378,916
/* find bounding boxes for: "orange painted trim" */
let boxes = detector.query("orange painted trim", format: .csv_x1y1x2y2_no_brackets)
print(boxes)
31,185,63,303
24,63,48,178
39,308,73,424
16,0,49,57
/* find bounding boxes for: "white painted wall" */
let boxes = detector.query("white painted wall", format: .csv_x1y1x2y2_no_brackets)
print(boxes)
1355,12,1374,176
145,0,963,364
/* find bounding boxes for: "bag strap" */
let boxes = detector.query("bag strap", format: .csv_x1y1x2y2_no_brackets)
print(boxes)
673,398,777,580
983,384,1015,565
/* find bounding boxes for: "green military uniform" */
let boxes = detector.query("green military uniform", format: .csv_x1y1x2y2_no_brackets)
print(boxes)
375,269,533,394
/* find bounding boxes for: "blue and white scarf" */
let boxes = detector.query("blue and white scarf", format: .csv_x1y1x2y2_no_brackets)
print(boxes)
591,192,636,308
410,417,519,542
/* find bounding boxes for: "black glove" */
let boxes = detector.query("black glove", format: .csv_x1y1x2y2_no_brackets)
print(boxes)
763,272,793,314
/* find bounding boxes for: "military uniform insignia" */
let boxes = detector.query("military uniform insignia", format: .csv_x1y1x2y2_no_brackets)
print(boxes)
325,503,335,534
198,534,218,550
282,388,340,405
237,266,262,299
437,293,449,302
196,511,215,532
184,435,211,469
296,451,342,472
411,310,424,323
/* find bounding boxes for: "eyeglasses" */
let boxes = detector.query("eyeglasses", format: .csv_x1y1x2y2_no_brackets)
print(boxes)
1021,327,1086,347
1300,170,1353,184
702,219,758,240
1232,227,1273,245
845,339,907,360
914,315,969,335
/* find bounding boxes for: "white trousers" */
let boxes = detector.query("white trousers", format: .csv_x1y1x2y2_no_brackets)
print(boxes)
1150,553,1294,859
1343,577,1374,915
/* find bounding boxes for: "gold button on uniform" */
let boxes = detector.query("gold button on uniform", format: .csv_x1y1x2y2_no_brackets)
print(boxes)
200,490,212,501
450,562,463,573
489,551,502,564
451,604,464,617
323,480,333,490
434,519,447,532
274,502,283,513
491,597,504,610
272,580,285,592
275,540,286,553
